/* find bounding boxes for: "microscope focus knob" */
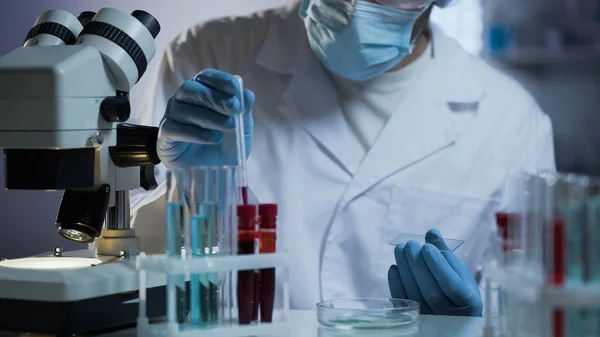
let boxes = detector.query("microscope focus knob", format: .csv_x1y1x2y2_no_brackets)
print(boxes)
110,123,161,167
141,165,158,191
100,95,131,123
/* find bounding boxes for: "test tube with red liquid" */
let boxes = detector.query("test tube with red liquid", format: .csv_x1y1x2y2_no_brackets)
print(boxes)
237,204,257,325
258,204,278,323
545,174,566,337
495,211,521,334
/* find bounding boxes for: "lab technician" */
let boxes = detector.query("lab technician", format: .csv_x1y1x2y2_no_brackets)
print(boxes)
131,0,556,316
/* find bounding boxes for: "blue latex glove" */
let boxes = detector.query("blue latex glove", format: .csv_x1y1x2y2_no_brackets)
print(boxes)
387,229,483,316
157,69,255,174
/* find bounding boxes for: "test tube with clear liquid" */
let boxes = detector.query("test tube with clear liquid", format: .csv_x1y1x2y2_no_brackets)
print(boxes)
166,169,188,324
219,166,237,325
189,166,236,327
502,171,532,336
192,69,247,204
233,75,249,205
527,172,558,281
586,179,600,336
560,175,590,337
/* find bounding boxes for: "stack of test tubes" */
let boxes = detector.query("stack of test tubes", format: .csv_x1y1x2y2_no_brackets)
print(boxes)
236,203,280,325
135,167,290,337
484,170,600,337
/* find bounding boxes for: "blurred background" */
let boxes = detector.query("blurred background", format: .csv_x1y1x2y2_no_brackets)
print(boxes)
0,0,598,258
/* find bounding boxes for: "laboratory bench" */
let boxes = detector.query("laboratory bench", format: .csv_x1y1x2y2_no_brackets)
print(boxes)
0,310,485,337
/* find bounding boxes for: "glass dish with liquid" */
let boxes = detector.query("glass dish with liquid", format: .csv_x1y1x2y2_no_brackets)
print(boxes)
317,298,419,330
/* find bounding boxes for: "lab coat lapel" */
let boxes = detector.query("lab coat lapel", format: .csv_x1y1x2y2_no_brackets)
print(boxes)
255,5,358,175
275,47,360,176
340,25,486,206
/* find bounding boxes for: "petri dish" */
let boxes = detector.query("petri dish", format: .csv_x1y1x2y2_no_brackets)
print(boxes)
317,298,419,330
388,233,464,252
318,325,418,337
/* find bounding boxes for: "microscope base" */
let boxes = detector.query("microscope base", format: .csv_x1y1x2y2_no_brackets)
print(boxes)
0,286,167,336
0,249,167,335
95,229,141,255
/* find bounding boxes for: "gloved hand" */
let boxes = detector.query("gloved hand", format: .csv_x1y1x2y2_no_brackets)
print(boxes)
387,229,483,316
157,69,255,174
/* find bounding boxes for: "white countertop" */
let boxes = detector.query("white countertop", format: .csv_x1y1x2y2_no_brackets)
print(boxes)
0,310,485,337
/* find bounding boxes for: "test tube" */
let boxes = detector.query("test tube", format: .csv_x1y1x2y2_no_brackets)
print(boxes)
218,166,237,325
561,175,590,337
544,174,566,337
166,169,187,324
233,75,249,205
189,166,237,326
193,71,249,205
189,167,212,326
586,179,600,336
501,171,529,335
494,211,515,335
237,204,257,325
537,172,559,337
506,171,528,269
563,174,588,284
258,204,278,323
528,172,550,280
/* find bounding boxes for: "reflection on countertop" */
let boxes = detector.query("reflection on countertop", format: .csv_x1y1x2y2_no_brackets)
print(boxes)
0,310,485,337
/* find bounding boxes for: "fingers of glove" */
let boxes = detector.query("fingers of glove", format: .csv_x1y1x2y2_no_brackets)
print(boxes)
425,229,451,252
387,265,407,299
422,244,474,308
159,119,223,146
394,243,433,314
196,70,256,116
404,241,454,314
168,99,236,131
242,89,255,135
195,69,239,95
441,250,481,289
176,80,241,117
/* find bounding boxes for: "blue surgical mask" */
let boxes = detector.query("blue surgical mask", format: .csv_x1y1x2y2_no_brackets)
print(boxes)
300,0,429,82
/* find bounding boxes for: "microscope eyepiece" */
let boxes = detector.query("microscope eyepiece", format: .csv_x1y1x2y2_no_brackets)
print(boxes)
23,9,84,47
77,11,96,28
131,10,161,39
76,8,161,92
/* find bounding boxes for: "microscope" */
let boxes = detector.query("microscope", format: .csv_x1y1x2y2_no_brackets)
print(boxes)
0,8,167,335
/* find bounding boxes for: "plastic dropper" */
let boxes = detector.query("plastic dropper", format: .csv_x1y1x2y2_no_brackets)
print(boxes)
234,75,249,205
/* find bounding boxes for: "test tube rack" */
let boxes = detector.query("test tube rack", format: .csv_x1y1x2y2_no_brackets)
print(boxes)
483,260,600,337
485,260,600,309
136,252,291,337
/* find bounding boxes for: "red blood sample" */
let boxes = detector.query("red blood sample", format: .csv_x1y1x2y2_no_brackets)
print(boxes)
241,186,249,205
237,204,257,325
551,219,565,337
258,204,278,323
495,213,510,253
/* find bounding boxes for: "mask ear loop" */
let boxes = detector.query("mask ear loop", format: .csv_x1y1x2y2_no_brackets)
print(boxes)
408,4,434,48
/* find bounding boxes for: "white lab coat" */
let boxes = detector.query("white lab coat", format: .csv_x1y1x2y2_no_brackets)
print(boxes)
131,3,556,310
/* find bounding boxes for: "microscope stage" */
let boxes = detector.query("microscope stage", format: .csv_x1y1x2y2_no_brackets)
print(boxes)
0,250,167,335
